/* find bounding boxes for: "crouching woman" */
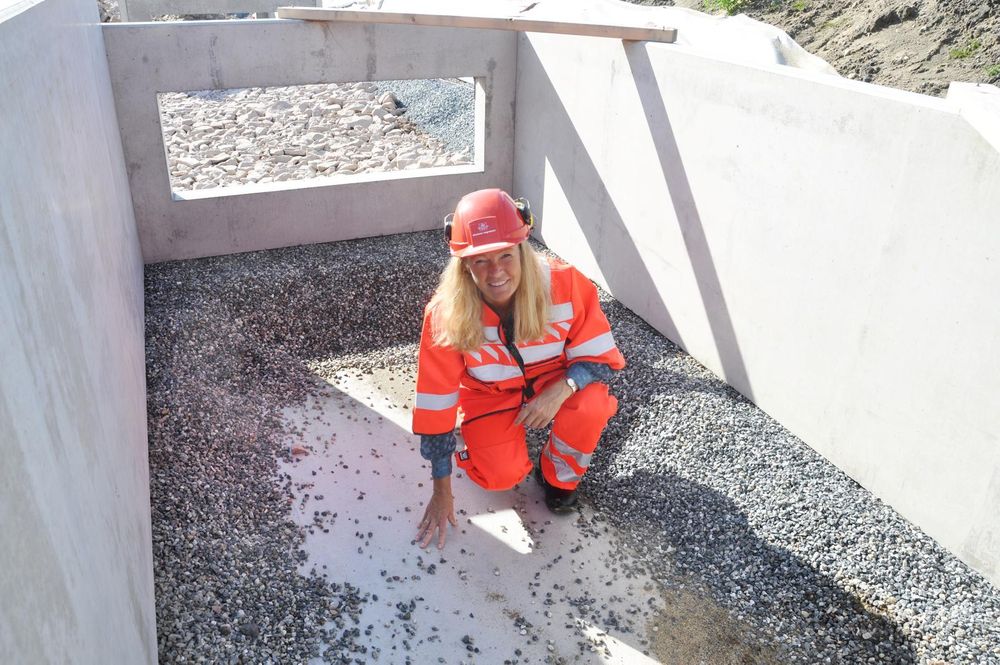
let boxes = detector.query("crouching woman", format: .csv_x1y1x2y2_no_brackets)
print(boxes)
413,188,625,549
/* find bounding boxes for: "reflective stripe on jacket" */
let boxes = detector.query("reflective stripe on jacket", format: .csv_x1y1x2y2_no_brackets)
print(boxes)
413,257,625,435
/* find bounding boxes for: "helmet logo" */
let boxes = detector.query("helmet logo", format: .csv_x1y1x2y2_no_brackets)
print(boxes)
469,217,499,244
447,189,528,256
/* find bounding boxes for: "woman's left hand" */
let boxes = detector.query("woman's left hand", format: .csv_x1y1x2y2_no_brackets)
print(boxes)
514,379,574,429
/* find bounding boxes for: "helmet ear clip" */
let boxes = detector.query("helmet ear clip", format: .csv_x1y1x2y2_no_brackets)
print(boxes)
513,197,534,230
443,212,455,242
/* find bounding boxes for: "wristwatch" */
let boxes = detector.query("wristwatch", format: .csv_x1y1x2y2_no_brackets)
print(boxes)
565,376,579,393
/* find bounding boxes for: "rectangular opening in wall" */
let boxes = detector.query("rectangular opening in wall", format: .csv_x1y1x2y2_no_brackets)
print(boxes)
157,78,478,198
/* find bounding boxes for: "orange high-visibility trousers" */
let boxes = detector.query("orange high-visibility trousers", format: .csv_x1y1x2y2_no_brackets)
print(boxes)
455,372,618,492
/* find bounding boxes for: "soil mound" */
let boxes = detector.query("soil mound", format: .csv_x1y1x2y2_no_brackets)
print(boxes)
630,0,1000,96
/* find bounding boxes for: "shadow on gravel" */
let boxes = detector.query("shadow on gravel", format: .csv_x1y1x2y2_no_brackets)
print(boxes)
206,238,444,362
143,236,443,662
145,231,921,662
558,298,921,662
609,469,919,663
514,37,921,662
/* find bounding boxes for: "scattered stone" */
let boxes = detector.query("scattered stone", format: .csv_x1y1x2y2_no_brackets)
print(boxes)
238,623,260,639
144,197,1000,664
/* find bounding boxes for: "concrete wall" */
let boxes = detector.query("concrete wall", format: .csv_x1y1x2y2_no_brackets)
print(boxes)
103,19,517,263
514,33,1000,586
120,0,316,22
0,0,155,662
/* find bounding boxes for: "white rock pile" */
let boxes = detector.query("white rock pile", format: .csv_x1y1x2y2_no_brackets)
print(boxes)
159,81,472,192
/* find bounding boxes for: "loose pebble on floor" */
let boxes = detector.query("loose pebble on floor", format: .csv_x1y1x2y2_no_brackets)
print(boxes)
145,231,1000,664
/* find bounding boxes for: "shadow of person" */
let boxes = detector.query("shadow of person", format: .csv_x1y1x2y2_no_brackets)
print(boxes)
589,468,918,663
517,270,917,661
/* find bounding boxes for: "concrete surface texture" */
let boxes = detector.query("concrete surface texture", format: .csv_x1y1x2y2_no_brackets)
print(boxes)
513,31,1000,586
102,19,515,263
948,81,1000,154
0,0,154,663
281,370,669,663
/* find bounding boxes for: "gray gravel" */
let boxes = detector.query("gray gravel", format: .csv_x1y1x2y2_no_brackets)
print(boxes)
583,298,1000,664
144,236,442,663
146,230,999,663
538,243,1000,665
373,79,475,155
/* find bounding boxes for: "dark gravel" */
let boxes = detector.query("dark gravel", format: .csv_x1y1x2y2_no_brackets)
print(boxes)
146,230,999,664
374,78,475,155
144,235,442,663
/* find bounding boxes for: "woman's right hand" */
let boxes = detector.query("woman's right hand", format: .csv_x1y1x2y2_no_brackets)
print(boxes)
417,476,458,549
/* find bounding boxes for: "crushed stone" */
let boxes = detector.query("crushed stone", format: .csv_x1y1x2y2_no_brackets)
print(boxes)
145,231,1000,663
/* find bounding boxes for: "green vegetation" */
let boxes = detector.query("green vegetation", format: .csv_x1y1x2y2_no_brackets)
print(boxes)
703,0,806,14
704,0,749,15
820,16,849,31
986,64,1000,78
949,38,982,60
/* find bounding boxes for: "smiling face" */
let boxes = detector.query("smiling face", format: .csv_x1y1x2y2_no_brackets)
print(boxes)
464,243,522,310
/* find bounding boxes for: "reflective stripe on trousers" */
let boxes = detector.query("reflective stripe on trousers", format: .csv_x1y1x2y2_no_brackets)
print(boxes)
542,433,592,484
538,381,618,491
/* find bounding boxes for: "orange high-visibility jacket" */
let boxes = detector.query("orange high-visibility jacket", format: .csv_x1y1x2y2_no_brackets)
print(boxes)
413,258,626,436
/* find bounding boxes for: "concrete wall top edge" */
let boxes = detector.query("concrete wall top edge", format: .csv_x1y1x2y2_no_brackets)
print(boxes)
644,38,998,155
102,19,508,91
171,164,483,202
142,169,496,263
0,0,41,22
643,40,954,111
105,17,517,262
947,81,1000,154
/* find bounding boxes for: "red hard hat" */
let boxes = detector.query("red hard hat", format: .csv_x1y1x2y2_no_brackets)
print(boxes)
445,188,533,258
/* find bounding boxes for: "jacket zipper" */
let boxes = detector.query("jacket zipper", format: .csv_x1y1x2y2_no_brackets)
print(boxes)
497,313,534,400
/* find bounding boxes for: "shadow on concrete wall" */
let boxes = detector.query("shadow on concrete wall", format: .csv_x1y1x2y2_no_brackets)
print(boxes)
624,43,754,401
517,48,685,354
518,39,755,402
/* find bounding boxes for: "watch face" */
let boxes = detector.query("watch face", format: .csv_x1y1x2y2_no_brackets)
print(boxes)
566,377,578,392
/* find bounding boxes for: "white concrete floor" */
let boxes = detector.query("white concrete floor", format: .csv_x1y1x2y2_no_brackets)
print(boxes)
281,368,664,664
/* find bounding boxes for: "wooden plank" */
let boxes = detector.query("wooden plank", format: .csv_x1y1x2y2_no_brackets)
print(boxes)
274,7,678,43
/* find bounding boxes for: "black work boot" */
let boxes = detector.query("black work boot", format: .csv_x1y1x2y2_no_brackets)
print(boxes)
535,455,578,514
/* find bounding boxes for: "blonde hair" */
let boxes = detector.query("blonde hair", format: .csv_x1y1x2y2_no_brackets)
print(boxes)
429,242,550,352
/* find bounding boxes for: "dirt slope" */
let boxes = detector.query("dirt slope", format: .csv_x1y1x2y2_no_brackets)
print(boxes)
629,0,1000,97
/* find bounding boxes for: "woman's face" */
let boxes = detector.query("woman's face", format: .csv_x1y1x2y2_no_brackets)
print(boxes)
465,244,522,309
